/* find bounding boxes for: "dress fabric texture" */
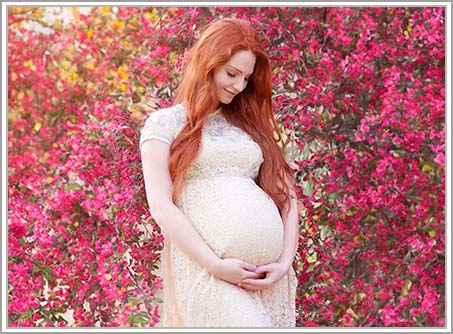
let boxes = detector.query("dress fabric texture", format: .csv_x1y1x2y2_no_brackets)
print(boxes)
139,104,297,327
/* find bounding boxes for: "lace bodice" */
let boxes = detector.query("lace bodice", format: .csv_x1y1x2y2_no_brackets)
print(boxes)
139,104,264,181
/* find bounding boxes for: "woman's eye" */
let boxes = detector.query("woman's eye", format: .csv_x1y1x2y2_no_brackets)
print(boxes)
227,72,235,77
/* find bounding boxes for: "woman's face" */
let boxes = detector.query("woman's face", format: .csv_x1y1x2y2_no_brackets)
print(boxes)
212,49,256,105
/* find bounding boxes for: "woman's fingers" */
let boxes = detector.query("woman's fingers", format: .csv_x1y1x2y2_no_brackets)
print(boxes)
238,278,270,290
237,262,286,290
240,260,258,273
238,283,260,291
243,270,259,280
254,264,270,275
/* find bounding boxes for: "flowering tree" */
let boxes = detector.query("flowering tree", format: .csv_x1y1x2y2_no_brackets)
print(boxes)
279,7,445,326
8,6,445,327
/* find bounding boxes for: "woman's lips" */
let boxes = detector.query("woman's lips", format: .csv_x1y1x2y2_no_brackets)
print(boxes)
224,89,235,96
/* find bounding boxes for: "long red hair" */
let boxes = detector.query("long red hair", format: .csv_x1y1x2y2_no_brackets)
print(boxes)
170,17,295,215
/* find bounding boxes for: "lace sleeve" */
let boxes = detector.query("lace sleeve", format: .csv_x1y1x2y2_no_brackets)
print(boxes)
139,107,178,150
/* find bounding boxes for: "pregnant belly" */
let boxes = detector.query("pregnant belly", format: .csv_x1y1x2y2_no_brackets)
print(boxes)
179,176,284,266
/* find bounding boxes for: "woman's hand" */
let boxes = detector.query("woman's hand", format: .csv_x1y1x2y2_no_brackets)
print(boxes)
210,257,261,285
237,262,289,291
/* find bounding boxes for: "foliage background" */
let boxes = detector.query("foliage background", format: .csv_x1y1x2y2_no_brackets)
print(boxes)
7,6,445,327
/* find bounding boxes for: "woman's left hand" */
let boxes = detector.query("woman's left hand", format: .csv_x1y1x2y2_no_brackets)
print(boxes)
237,262,289,291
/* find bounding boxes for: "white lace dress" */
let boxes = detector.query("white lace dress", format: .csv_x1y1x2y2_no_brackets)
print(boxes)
139,104,297,327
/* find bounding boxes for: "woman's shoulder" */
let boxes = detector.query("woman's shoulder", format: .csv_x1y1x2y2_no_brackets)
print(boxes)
148,104,186,121
147,103,184,118
139,104,187,148
144,104,186,126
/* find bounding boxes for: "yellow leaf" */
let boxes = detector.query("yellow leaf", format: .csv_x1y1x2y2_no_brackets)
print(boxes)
71,8,79,20
120,83,127,91
304,220,313,235
428,229,436,238
102,6,111,16
47,176,54,183
113,20,125,28
346,308,359,320
124,297,141,308
34,122,42,132
52,143,59,148
166,8,177,16
422,163,432,173
86,29,93,39
56,80,64,92
54,18,62,31
85,62,95,70
145,8,159,24
168,51,178,65
118,67,128,81
401,279,412,297
126,18,140,31
32,8,44,19
60,59,71,71
17,91,24,100
104,273,112,280
307,252,317,263
65,44,76,60
23,59,36,70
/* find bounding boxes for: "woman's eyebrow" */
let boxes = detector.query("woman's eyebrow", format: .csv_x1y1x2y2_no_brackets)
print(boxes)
226,65,253,76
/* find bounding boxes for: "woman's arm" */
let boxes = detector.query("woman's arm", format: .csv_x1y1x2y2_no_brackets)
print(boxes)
141,139,260,284
276,187,299,270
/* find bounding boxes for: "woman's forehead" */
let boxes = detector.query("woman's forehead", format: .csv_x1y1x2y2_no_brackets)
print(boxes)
224,50,256,75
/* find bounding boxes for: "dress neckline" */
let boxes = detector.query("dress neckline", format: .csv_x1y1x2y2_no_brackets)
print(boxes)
177,103,224,119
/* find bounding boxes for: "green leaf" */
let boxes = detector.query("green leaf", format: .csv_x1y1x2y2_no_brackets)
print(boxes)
127,311,148,327
319,225,330,240
307,252,318,264
64,182,82,192
301,180,313,196
364,214,376,222
306,263,317,273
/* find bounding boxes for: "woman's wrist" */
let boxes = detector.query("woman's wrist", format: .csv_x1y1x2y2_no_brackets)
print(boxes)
276,258,293,273
205,255,222,276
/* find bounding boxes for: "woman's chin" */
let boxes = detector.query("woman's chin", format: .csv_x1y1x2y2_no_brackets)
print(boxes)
219,97,234,104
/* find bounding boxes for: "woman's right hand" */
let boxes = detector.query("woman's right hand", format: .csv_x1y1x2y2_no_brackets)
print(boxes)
209,257,263,285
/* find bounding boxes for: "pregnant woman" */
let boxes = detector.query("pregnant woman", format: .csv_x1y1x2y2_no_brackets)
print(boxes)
140,17,299,327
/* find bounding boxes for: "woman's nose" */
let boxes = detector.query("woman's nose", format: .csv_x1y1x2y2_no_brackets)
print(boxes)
233,79,246,92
